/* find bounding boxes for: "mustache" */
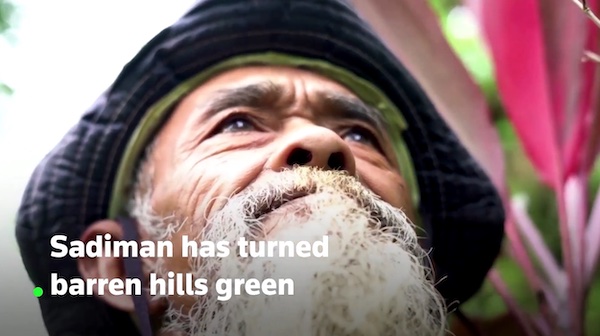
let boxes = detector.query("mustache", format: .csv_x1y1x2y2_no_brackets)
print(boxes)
228,167,402,227
206,167,423,258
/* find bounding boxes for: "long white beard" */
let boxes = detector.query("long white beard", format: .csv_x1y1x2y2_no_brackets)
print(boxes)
132,167,447,336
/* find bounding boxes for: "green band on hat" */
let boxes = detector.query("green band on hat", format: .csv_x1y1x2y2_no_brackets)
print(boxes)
108,52,420,219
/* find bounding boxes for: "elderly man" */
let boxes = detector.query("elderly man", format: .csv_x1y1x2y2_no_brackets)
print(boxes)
16,1,505,335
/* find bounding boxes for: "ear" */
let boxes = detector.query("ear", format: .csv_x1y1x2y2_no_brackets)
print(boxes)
78,219,166,314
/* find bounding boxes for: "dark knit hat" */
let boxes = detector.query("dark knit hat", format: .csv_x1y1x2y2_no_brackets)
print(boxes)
16,0,504,335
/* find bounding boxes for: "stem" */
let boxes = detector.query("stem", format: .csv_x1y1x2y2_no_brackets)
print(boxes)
511,195,566,298
504,220,548,299
556,182,583,335
585,185,600,283
488,269,539,336
583,50,600,63
503,223,555,333
565,177,587,283
533,315,551,336
565,176,588,334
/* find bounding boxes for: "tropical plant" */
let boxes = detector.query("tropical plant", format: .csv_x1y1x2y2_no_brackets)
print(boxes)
353,0,600,335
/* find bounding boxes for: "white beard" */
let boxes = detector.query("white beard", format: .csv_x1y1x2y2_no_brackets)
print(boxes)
132,167,447,336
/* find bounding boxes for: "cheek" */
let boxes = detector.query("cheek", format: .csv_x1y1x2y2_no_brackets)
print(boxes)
150,150,269,310
356,162,410,210
152,149,268,222
156,230,201,311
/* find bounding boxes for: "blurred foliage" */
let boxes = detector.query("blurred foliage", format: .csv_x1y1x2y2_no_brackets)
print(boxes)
0,0,13,34
0,83,12,95
428,0,600,334
0,0,14,95
429,0,504,121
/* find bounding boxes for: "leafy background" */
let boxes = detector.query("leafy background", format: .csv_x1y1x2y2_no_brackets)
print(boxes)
0,0,14,95
428,0,600,334
1,0,599,334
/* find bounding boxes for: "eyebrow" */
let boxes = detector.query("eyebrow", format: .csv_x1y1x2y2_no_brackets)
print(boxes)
320,92,386,131
195,80,386,130
197,81,283,121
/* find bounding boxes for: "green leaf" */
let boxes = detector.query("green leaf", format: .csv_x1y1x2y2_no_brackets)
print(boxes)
0,83,13,95
0,0,14,34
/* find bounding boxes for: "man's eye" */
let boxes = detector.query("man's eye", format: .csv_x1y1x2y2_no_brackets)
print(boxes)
343,127,378,147
218,115,257,133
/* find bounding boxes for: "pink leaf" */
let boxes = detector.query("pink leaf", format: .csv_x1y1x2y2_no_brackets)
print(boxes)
350,0,505,191
539,0,587,135
578,33,600,176
470,0,563,189
561,1,600,177
585,185,600,284
469,0,600,182
582,64,600,171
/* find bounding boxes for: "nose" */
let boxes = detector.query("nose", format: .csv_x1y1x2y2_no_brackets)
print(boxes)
266,125,356,175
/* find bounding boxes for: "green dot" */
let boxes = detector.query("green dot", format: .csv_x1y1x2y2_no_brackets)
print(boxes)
33,287,43,297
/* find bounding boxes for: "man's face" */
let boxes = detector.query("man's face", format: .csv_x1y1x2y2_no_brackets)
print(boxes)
110,66,444,335
149,66,413,221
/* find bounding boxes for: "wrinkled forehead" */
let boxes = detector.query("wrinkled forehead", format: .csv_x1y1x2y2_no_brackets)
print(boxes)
195,65,356,94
